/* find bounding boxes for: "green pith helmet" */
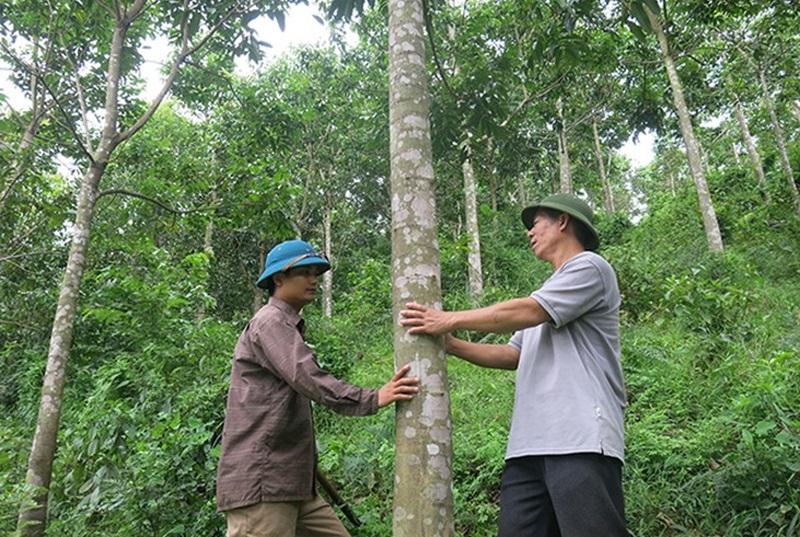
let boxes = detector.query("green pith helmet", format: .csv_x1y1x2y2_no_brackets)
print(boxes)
521,193,600,251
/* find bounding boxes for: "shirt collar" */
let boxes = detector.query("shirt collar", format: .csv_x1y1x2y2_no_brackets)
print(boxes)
267,296,305,333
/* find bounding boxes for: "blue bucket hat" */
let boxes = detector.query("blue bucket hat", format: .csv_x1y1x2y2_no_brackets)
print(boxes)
255,239,331,289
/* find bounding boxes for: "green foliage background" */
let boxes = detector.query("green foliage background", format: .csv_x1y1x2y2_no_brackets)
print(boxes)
2,177,798,536
2,1,800,534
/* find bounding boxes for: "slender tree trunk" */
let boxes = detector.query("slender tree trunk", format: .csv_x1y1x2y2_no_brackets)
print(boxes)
1,77,50,216
645,5,724,252
18,13,128,531
556,97,572,194
253,240,266,315
518,174,528,207
592,114,615,213
19,8,140,533
322,191,333,318
730,87,767,198
461,139,483,299
757,68,800,214
18,160,107,537
388,0,454,534
487,137,498,212
791,100,800,124
731,143,740,165
196,189,217,322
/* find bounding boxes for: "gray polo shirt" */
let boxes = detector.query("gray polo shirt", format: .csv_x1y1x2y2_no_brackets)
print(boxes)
506,251,626,463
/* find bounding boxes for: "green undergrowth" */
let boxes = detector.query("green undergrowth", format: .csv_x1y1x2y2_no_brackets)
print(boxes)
2,193,798,536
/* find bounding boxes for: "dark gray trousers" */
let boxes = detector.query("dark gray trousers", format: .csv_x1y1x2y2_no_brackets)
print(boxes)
497,453,629,537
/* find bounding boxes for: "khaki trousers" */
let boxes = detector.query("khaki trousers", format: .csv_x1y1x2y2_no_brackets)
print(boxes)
226,495,351,537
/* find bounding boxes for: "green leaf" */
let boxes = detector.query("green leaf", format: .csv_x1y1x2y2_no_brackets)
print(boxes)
626,20,648,44
755,420,776,436
642,0,660,18
629,2,652,34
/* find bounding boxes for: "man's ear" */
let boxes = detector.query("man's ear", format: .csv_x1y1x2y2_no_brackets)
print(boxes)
272,272,285,287
558,213,570,231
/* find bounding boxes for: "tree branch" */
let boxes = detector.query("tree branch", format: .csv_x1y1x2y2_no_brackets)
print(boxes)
96,187,217,216
0,42,94,162
499,71,571,129
118,0,257,144
96,188,184,214
423,0,459,103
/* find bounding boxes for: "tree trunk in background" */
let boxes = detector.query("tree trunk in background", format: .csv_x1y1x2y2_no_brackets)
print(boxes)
18,159,106,537
17,11,134,530
322,191,333,318
1,93,48,216
487,138,498,212
196,189,217,322
592,114,615,213
731,88,767,199
253,240,267,315
731,143,741,166
757,68,800,214
556,97,572,194
461,139,483,300
16,0,277,529
645,5,724,252
388,0,454,534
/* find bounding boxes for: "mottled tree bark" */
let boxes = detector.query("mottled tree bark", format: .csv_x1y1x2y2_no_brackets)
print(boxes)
592,115,615,213
461,140,484,299
731,87,767,199
322,191,333,318
17,12,128,532
388,0,454,534
556,97,572,194
757,68,800,214
645,5,724,252
18,1,252,532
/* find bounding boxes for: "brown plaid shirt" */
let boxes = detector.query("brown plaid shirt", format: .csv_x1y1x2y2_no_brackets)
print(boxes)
215,297,378,512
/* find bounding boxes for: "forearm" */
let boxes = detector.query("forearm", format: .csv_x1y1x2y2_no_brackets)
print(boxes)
448,297,549,334
447,337,519,370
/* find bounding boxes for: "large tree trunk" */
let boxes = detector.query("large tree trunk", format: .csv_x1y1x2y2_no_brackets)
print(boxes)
645,5,724,252
461,139,483,299
592,114,615,213
388,0,454,534
757,68,800,214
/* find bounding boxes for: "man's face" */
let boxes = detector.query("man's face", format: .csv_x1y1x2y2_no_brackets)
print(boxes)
527,212,564,262
273,265,324,310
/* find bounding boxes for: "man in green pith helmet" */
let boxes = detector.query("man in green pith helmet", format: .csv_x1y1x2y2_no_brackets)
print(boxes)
217,239,419,536
400,193,629,536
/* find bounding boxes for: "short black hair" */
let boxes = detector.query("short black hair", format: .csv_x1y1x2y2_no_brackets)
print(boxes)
265,275,277,296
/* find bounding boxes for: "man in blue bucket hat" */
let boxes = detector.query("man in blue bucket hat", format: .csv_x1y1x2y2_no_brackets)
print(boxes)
400,193,628,536
217,239,419,536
